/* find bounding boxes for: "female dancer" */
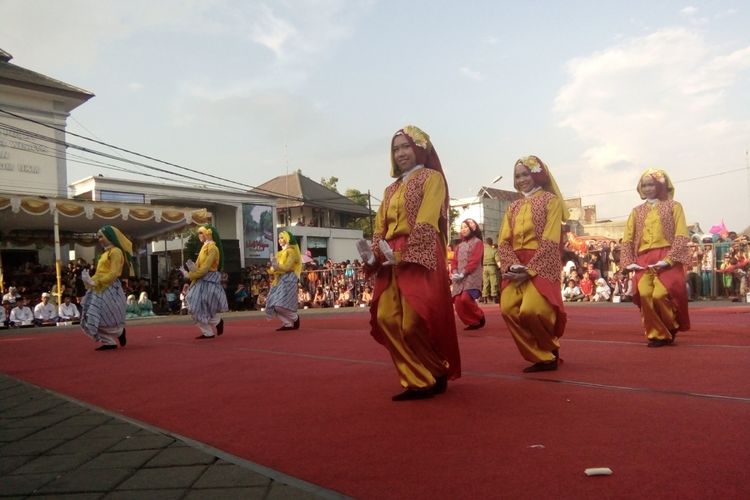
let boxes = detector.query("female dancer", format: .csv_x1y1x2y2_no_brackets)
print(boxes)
450,218,486,330
266,231,302,331
497,156,567,372
184,224,227,339
80,225,132,351
620,169,690,347
358,125,460,401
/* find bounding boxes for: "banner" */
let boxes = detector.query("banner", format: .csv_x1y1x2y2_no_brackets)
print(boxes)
242,204,274,260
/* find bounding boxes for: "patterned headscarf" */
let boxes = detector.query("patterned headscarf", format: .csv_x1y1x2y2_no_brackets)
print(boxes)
637,168,674,201
99,225,135,276
278,231,302,277
461,218,483,241
390,125,451,243
198,224,224,271
513,155,569,222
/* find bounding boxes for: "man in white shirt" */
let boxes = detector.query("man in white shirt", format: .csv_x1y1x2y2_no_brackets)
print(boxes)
10,297,34,327
34,292,58,326
2,286,20,305
58,295,81,323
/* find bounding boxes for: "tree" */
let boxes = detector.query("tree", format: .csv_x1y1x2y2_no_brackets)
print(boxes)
183,229,201,263
344,188,373,238
320,176,339,193
449,207,460,241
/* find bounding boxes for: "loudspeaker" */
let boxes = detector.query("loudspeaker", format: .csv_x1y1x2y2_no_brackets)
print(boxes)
221,239,241,274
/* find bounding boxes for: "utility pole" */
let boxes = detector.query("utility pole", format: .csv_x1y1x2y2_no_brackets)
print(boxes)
367,190,374,238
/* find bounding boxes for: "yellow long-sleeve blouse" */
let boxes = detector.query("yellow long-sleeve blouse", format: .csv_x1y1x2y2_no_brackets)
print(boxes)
92,247,124,293
498,191,563,251
270,246,301,285
376,169,445,239
188,241,219,283
623,202,688,257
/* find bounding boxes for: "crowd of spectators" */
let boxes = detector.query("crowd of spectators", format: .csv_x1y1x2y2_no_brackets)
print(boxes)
2,230,747,328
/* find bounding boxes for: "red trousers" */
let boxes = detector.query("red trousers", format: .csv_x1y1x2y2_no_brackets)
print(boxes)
453,291,484,327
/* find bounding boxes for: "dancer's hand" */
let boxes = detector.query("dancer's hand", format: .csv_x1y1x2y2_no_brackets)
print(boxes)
378,240,397,266
649,260,669,269
356,239,376,266
509,264,528,273
185,259,196,271
450,272,464,283
81,269,95,287
503,271,529,282
626,263,645,271
180,268,189,278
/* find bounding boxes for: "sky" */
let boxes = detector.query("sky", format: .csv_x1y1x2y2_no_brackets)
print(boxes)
2,0,749,233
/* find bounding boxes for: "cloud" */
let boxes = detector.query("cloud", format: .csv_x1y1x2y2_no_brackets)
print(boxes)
554,27,750,229
127,82,144,91
248,4,297,58
460,67,483,81
680,6,698,16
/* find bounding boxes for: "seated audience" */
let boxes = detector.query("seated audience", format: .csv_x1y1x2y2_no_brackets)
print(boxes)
138,291,156,317
58,295,81,323
10,297,34,327
33,292,58,325
562,280,584,302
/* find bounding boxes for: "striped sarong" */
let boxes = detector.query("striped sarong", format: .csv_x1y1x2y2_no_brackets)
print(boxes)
81,280,126,340
186,271,228,324
265,272,298,318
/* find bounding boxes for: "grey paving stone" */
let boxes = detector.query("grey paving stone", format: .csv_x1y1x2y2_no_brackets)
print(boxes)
62,412,113,427
80,423,141,440
103,489,186,500
47,436,121,455
1,398,63,417
108,434,175,451
144,446,217,467
0,413,70,429
37,467,133,493
27,494,103,500
183,487,268,500
116,465,207,490
266,482,328,499
192,463,271,488
0,425,41,441
26,424,96,441
11,453,92,474
38,402,89,418
0,438,66,456
0,454,33,474
82,449,160,470
1,472,58,496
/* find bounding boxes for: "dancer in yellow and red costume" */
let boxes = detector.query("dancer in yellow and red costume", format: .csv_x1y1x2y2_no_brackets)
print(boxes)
619,169,690,347
497,156,567,372
358,125,461,401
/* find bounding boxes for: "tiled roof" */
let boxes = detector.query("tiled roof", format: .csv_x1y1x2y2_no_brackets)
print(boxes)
252,171,371,216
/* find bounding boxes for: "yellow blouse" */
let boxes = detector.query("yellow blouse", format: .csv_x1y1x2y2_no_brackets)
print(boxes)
92,247,124,292
270,246,301,285
378,169,445,240
498,191,563,251
623,202,688,254
188,241,219,282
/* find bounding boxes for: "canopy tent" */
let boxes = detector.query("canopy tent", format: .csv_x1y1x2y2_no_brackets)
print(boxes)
0,193,212,299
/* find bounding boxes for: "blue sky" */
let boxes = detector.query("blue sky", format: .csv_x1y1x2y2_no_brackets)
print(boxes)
2,0,749,233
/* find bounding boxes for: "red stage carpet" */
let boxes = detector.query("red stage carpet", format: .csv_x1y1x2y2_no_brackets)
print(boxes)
2,303,750,499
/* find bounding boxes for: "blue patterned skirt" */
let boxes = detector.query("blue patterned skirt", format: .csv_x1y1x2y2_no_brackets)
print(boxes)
186,271,228,324
81,280,126,337
265,272,298,318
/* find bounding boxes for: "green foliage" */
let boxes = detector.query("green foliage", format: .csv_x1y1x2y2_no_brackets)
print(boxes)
320,176,339,192
184,229,201,262
345,188,368,206
449,207,460,240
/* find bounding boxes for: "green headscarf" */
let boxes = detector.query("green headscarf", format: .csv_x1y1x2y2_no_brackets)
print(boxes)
99,225,135,276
